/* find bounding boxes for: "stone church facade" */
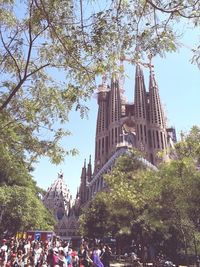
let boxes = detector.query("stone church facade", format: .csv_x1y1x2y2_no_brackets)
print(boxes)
78,64,176,205
43,172,79,239
43,64,176,239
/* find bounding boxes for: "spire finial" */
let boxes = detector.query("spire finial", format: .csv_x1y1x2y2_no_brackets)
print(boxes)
148,53,154,73
58,170,63,179
102,74,107,85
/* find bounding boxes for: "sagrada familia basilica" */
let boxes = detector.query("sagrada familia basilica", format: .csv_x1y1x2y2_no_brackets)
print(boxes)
43,62,177,240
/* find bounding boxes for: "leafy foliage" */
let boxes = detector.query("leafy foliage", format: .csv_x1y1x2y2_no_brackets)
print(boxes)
79,128,200,261
0,185,55,235
0,0,199,165
0,0,200,243
0,112,55,235
79,192,112,239
175,126,200,162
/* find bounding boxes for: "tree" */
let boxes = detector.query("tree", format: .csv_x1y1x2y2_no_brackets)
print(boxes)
0,0,199,167
79,192,113,239
175,126,200,162
0,185,55,235
79,150,151,253
79,127,200,264
0,114,56,235
1,0,200,240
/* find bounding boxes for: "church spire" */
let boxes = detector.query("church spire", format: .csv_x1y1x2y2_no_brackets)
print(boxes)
109,75,121,124
134,64,147,120
107,75,122,156
148,67,168,164
134,64,148,152
87,155,92,183
94,76,110,174
149,68,165,127
80,159,87,204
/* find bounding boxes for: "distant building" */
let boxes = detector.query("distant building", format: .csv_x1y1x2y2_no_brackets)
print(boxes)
43,172,78,240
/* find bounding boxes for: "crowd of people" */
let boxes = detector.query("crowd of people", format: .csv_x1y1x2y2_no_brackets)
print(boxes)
0,237,112,267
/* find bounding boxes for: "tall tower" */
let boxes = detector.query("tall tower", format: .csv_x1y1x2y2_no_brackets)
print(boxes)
78,63,176,205
107,75,122,157
134,64,148,153
87,155,92,183
79,160,87,205
93,63,174,174
94,77,110,173
148,67,168,164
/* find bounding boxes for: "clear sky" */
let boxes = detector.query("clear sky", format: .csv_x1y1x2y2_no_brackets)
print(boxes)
32,29,200,199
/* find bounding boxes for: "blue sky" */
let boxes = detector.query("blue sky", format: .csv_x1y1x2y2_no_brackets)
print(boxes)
32,29,200,199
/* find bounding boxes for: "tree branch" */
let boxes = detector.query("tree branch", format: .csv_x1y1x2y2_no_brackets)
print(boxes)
36,0,93,75
0,29,22,81
80,0,87,47
146,0,200,18
0,62,50,111
24,0,34,78
0,30,18,66
0,80,25,111
26,63,50,79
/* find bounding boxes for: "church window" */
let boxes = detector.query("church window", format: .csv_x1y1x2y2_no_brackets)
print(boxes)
156,131,160,148
140,124,143,141
106,136,108,153
112,129,114,145
154,111,157,123
102,138,104,154
115,127,118,143
144,125,147,143
160,132,164,149
98,139,101,156
102,104,105,131
115,101,118,120
148,130,152,148
135,103,138,117
57,208,64,220
111,96,114,122
139,101,142,117
98,113,101,133
152,131,156,148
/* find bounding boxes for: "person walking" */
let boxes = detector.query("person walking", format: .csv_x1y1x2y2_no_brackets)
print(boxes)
92,245,104,267
100,245,111,267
